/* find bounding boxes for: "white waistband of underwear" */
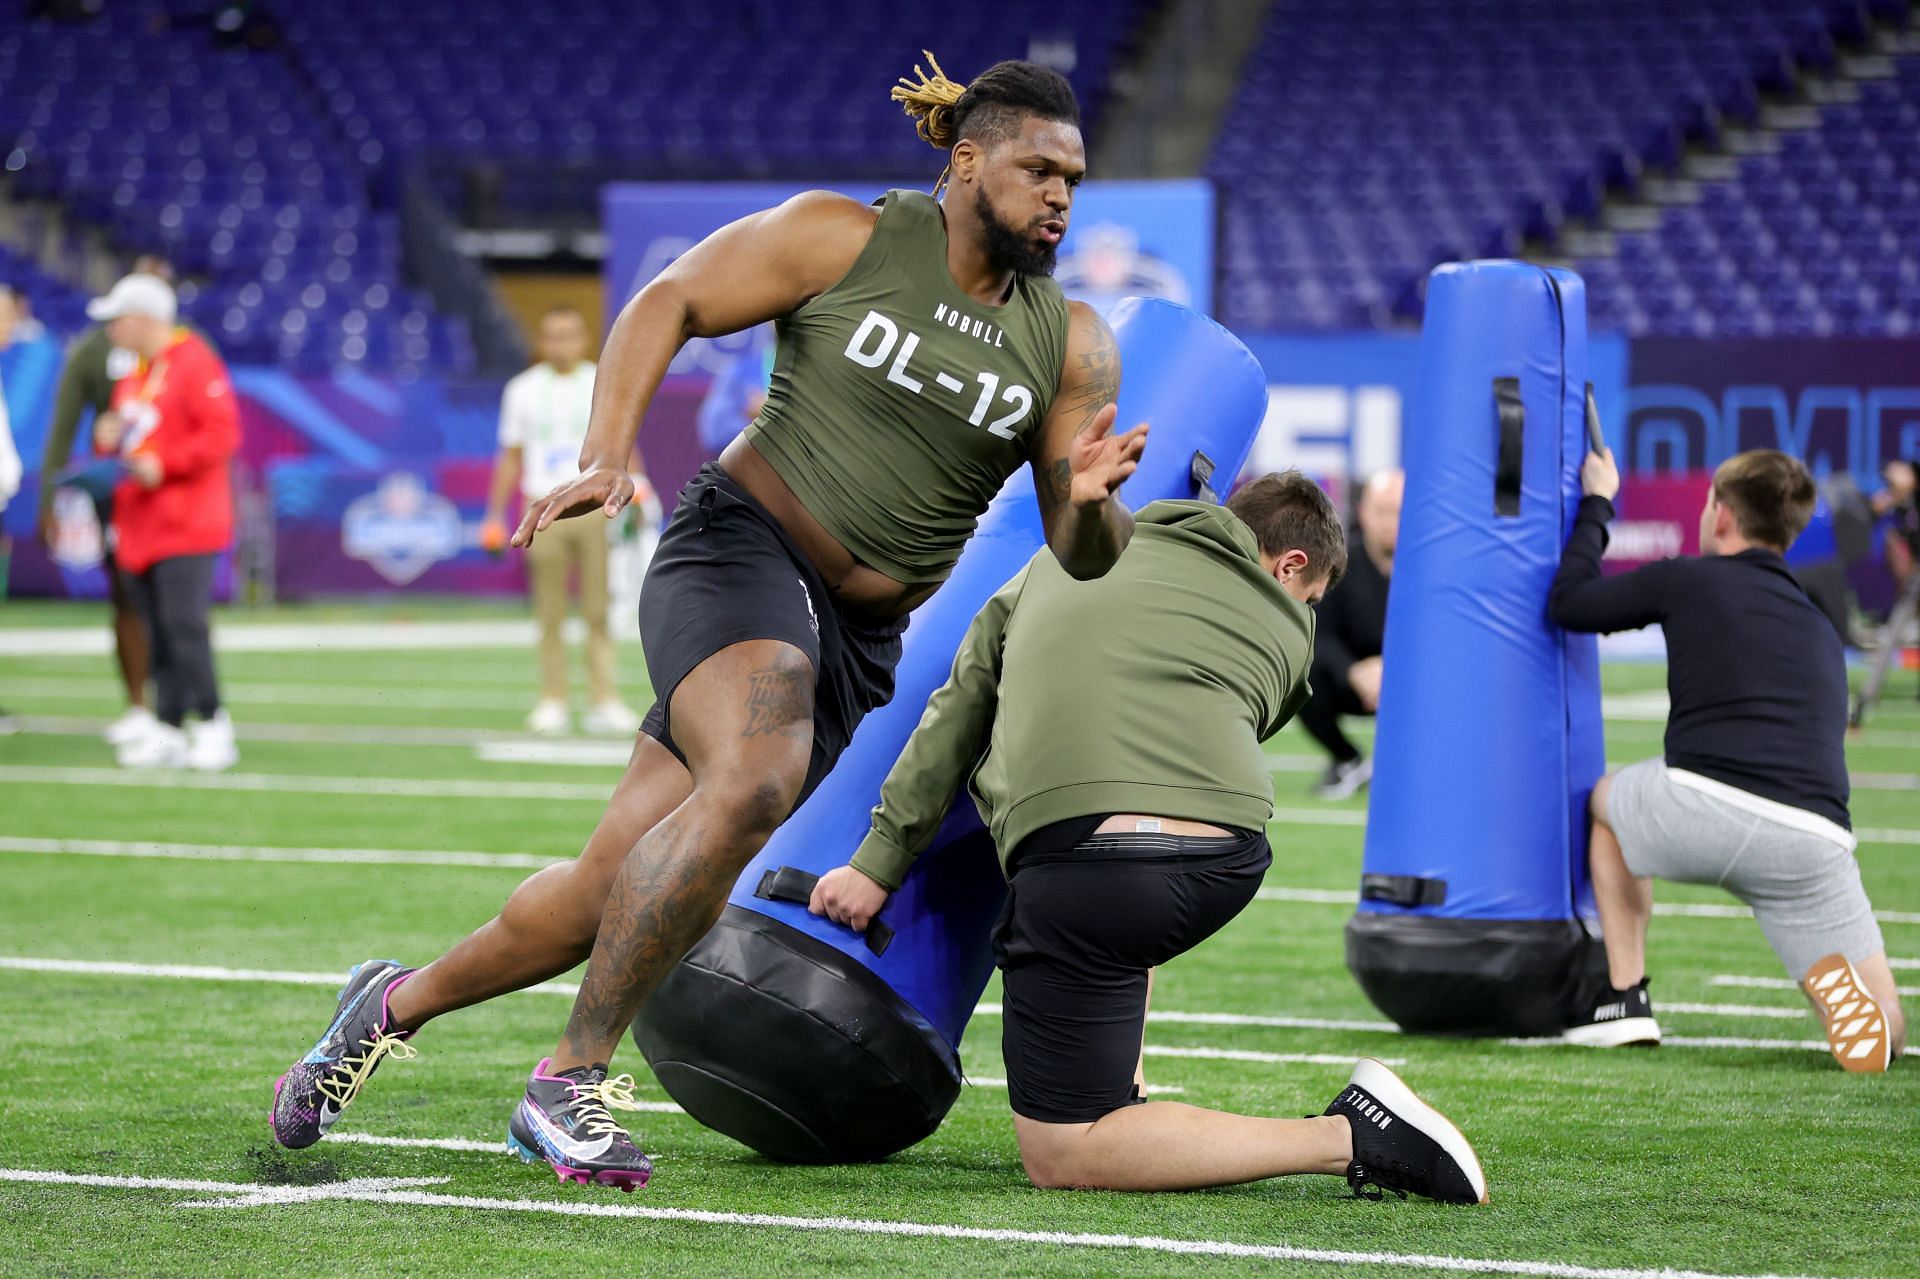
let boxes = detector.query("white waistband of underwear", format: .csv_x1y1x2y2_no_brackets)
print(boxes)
1665,767,1856,851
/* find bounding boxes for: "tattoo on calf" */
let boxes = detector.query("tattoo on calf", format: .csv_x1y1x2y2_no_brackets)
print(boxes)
560,812,733,1060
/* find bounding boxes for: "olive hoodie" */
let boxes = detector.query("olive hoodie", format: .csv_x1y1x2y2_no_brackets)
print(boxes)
852,499,1316,888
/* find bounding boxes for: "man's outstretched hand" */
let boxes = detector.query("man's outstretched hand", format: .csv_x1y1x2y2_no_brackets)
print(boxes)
1068,402,1148,507
512,465,635,548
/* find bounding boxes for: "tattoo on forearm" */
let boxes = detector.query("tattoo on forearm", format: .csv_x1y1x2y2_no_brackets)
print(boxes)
1036,457,1072,518
742,665,813,740
1064,318,1120,432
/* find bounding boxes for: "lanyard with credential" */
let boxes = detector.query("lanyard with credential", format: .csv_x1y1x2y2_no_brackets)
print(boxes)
120,351,174,455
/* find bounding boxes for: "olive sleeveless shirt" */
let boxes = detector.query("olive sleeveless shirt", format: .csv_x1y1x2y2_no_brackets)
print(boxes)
744,189,1071,586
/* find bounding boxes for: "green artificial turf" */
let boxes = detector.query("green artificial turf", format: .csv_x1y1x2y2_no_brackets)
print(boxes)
2,602,1916,1277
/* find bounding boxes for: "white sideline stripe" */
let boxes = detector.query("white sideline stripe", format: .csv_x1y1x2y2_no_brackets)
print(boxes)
2,956,1845,1057
1890,958,1919,970
1711,974,1920,997
477,741,635,767
1507,1035,1829,1052
0,837,561,871
320,1133,512,1153
15,715,615,752
0,956,580,998
965,1077,1186,1095
1661,1002,1805,1021
0,765,609,801
1144,1045,1404,1067
1,957,1382,1056
0,1168,1845,1279
0,618,570,656
11,674,532,710
971,1001,1396,1035
1253,886,1920,925
5,764,1914,845
1270,807,1366,827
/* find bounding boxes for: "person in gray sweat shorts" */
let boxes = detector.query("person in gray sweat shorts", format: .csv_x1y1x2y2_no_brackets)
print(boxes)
1548,446,1905,1073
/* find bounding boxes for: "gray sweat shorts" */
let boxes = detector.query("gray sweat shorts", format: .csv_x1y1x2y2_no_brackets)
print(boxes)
1604,758,1883,980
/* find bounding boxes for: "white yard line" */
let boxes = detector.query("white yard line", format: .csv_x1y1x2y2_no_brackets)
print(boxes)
1890,958,1919,970
9,674,538,710
1506,1035,1829,1052
0,956,580,998
0,765,609,801
476,741,637,767
2,956,1838,1062
14,716,609,752
0,619,574,657
970,1001,1395,1035
0,837,561,871
1252,886,1920,924
0,1166,1844,1279
1710,975,1920,998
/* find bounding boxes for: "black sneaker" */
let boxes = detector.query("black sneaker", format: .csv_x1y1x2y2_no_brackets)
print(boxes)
270,959,418,1149
1323,1058,1488,1204
508,1058,654,1191
1315,756,1372,801
1563,978,1662,1047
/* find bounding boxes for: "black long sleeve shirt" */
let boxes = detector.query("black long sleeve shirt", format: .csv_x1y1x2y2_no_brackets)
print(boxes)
1548,495,1850,829
1310,531,1389,689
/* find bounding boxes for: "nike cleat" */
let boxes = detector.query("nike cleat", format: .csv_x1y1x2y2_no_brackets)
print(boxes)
508,1058,653,1191
1324,1058,1488,1204
271,959,418,1149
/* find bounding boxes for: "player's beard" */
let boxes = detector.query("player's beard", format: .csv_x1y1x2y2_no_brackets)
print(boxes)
974,183,1059,278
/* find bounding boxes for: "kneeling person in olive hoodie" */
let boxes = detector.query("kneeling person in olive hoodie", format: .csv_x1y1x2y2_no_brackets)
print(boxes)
812,473,1489,1204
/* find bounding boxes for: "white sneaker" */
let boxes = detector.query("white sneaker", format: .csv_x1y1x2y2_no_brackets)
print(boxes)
117,722,188,769
104,705,158,746
581,701,640,735
1315,755,1372,801
526,699,570,736
185,710,239,772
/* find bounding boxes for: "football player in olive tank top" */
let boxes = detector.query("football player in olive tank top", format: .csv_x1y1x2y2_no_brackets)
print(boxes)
269,55,1149,1188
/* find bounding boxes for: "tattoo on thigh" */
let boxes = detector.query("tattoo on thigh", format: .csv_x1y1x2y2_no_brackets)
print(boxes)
741,664,811,739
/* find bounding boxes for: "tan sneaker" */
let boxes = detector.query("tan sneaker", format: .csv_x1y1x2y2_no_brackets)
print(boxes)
1804,953,1892,1073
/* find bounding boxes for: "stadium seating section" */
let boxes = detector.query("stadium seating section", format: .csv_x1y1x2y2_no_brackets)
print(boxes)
4,0,1919,371
0,0,1135,375
1211,0,1919,336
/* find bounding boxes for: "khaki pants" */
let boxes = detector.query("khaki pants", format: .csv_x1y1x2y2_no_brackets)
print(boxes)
525,515,615,705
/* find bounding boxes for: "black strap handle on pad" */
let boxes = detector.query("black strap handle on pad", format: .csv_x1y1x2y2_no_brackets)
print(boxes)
754,866,895,956
1360,873,1448,909
1492,376,1524,518
1191,450,1218,504
1583,382,1606,454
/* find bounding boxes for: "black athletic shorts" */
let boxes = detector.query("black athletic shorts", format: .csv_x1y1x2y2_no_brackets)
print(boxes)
638,462,909,808
993,820,1272,1125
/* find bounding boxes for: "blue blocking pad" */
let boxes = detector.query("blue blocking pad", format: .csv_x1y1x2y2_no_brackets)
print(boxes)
634,298,1271,1162
1345,260,1608,1036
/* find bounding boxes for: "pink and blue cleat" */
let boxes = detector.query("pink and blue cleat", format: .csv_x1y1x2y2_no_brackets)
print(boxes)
507,1058,654,1191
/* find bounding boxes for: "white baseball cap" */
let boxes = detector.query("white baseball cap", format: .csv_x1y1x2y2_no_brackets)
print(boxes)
87,273,177,324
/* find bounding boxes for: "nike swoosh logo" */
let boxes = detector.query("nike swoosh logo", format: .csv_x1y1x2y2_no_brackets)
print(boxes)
318,1101,343,1131
523,1102,614,1163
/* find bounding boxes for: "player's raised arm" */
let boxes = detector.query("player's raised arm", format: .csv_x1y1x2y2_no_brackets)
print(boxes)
512,191,874,546
1029,300,1146,579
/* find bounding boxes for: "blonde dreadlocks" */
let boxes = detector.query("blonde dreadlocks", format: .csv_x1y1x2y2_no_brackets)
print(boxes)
890,51,1083,198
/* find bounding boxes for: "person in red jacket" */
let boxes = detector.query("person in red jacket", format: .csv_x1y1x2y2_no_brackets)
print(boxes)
88,273,241,770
